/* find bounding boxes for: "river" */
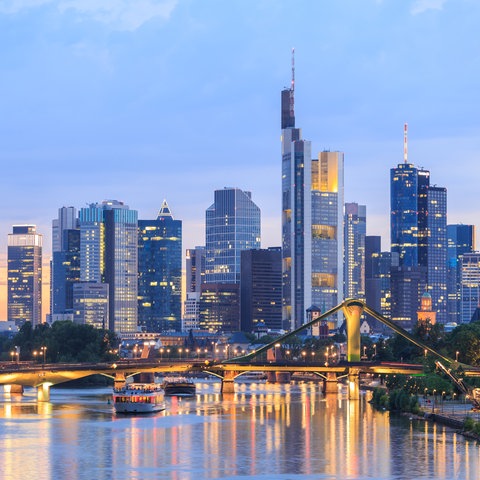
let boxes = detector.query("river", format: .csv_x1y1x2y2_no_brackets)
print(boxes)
0,379,478,479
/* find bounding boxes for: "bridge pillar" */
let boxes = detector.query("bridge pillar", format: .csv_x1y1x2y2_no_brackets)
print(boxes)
114,372,127,389
324,372,338,394
4,384,24,395
221,371,236,394
348,368,360,400
266,371,277,383
342,300,364,362
37,384,50,402
275,372,291,383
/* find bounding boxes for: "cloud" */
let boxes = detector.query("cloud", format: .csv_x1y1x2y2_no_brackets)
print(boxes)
0,0,178,31
410,0,447,15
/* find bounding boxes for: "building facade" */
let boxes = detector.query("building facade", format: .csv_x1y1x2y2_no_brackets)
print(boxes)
138,200,182,333
7,225,43,326
79,200,138,333
460,252,480,323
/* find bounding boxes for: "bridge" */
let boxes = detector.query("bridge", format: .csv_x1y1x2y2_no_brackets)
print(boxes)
1,299,477,401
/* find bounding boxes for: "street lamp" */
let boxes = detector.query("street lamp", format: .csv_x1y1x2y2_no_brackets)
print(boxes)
456,351,459,362
10,351,14,363
179,348,183,360
40,346,47,365
373,344,377,358
302,351,306,363
363,346,367,359
160,348,164,360
33,350,38,363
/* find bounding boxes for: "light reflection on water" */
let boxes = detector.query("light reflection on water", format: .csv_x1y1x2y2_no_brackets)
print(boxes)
0,380,478,479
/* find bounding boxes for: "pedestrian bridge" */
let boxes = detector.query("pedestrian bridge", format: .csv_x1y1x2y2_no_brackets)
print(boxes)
0,299,476,401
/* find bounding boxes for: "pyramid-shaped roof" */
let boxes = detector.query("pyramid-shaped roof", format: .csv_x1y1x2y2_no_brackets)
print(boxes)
157,199,173,220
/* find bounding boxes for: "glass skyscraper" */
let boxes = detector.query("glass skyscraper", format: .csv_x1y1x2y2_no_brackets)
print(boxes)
7,225,43,326
281,64,344,330
205,188,260,284
79,200,138,333
138,200,182,332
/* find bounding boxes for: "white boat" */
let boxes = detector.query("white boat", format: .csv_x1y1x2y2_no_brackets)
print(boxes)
112,383,166,414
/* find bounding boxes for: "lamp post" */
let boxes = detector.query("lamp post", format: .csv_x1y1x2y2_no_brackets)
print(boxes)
302,351,306,363
373,344,377,358
160,348,164,360
33,350,38,363
40,346,47,366
456,351,459,362
10,351,14,363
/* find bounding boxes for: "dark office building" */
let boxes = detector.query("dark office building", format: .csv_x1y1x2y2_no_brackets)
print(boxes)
240,248,282,333
198,283,240,333
138,200,182,332
447,224,475,324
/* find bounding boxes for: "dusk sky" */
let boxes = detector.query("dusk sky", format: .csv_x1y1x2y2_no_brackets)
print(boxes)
1,0,480,317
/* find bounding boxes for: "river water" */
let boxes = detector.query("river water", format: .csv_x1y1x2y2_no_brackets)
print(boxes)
0,379,478,480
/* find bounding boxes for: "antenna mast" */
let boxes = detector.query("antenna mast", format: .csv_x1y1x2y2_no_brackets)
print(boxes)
290,48,295,120
404,123,408,164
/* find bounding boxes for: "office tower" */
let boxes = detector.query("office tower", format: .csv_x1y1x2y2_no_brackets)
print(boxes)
390,125,447,327
344,203,366,299
183,246,206,332
205,187,261,284
138,200,182,333
73,282,109,329
79,200,138,333
198,283,240,333
240,248,282,332
51,207,80,317
281,56,344,329
460,252,480,323
447,224,475,324
7,225,43,326
365,236,398,332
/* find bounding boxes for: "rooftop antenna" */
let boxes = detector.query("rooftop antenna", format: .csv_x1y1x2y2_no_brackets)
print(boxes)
404,123,408,164
290,48,295,120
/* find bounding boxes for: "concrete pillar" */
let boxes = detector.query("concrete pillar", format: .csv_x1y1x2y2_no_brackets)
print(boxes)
324,372,338,394
275,372,291,383
342,300,364,363
114,371,127,389
37,383,50,402
266,371,277,383
348,368,360,400
221,371,236,394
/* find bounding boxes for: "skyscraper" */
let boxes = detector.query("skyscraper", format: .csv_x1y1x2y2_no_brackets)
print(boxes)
460,252,480,323
344,203,366,300
51,207,80,317
281,53,344,330
205,187,261,284
8,225,43,326
183,246,206,332
138,200,182,332
79,200,138,333
390,125,447,327
447,224,475,324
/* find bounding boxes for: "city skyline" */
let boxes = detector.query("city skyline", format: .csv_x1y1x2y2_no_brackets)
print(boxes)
2,1,480,318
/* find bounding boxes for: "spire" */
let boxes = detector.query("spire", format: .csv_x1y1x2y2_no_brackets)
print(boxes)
403,123,408,164
290,47,295,120
157,199,173,220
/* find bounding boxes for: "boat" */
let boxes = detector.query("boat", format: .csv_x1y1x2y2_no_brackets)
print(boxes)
162,376,196,397
112,383,166,414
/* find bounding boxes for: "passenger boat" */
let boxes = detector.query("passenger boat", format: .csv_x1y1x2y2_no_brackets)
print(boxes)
162,376,196,397
112,383,166,414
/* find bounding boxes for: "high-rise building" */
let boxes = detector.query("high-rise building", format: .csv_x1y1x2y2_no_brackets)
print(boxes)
390,125,447,327
281,55,344,330
344,203,366,300
460,252,480,323
205,187,261,284
198,283,240,333
73,282,109,329
79,200,138,333
138,200,182,333
7,225,43,326
183,246,206,332
240,248,282,333
447,224,475,324
51,207,80,317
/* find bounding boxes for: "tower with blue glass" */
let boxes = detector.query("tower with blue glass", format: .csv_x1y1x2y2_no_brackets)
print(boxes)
138,200,182,332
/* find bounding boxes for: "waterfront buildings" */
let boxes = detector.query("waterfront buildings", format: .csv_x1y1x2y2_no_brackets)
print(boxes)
79,200,138,333
7,225,43,326
72,282,109,329
390,125,447,327
447,224,475,324
460,252,480,323
138,200,182,332
240,248,282,332
281,61,344,330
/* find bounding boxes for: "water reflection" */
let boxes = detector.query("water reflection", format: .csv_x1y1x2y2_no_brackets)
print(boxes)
0,382,479,479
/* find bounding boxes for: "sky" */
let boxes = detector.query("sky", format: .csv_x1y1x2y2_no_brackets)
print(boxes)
1,0,480,318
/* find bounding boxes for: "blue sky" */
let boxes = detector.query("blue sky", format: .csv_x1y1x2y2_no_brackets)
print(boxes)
1,0,480,266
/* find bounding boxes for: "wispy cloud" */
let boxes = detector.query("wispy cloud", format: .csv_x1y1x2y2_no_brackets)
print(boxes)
411,0,447,15
0,0,178,31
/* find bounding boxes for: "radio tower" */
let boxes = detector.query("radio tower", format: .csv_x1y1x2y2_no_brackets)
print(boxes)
403,123,408,164
290,48,295,120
